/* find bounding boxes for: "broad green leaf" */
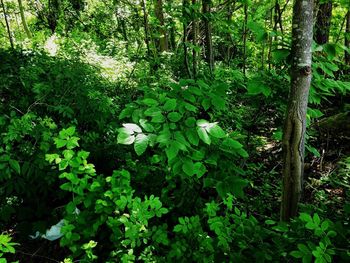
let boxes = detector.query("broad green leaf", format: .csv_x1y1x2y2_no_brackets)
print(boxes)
186,129,199,146
134,134,148,156
142,98,159,106
117,130,135,145
123,123,142,133
55,138,67,148
194,162,207,178
197,127,211,145
290,251,303,258
152,112,165,123
167,112,182,122
165,142,179,161
207,124,226,138
9,159,20,174
163,99,177,111
300,213,312,222
139,119,154,132
210,95,226,110
119,107,133,119
145,107,162,117
66,127,76,136
156,130,171,144
182,159,194,176
201,98,211,110
247,79,271,97
222,138,243,149
185,117,196,127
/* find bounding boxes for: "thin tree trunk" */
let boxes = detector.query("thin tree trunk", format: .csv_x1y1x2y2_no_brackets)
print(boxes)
183,0,192,78
154,0,168,52
345,11,350,64
225,0,235,65
1,0,14,49
192,0,198,78
314,0,332,45
18,0,31,38
242,3,248,75
202,0,214,76
141,0,151,58
280,0,314,222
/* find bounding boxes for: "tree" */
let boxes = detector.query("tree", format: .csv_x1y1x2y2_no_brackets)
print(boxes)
345,10,350,64
202,0,214,76
280,0,314,221
314,0,332,44
154,0,168,52
1,0,14,49
18,0,32,38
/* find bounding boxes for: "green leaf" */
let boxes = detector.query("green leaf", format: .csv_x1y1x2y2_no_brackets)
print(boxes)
123,123,142,133
290,251,303,258
9,159,20,174
55,138,67,148
186,129,199,146
167,112,182,122
247,79,271,97
151,112,166,123
145,107,162,117
142,98,159,106
197,127,211,145
300,213,312,222
134,134,148,156
117,129,135,145
194,162,207,178
165,142,179,161
222,138,242,149
210,95,226,110
207,123,226,138
313,213,321,225
163,99,177,111
182,159,195,176
66,127,76,136
185,117,196,127
139,119,154,132
202,98,211,110
298,244,310,254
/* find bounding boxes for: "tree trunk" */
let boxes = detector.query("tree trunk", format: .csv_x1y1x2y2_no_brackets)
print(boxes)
314,0,332,45
280,0,314,222
141,0,151,58
154,0,168,52
48,0,60,33
242,3,248,75
192,0,198,78
18,0,32,38
345,11,350,65
1,0,14,49
202,0,214,76
182,0,192,78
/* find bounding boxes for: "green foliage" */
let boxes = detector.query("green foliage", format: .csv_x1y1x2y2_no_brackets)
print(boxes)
47,127,169,261
117,79,249,199
0,234,18,263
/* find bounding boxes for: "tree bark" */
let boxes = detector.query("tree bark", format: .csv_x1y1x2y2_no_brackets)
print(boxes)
242,3,248,75
345,11,350,65
1,0,14,49
314,0,332,45
192,0,198,78
202,0,214,76
141,0,151,58
18,0,32,38
182,0,192,78
154,0,168,52
280,0,314,222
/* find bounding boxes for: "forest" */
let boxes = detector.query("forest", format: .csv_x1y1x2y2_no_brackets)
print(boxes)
0,0,349,262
